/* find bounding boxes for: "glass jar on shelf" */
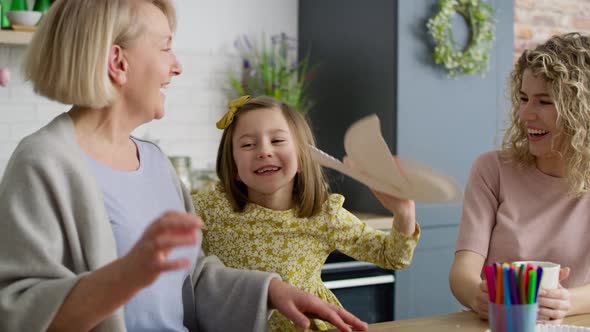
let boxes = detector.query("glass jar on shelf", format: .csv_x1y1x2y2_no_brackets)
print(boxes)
190,168,218,194
169,156,192,192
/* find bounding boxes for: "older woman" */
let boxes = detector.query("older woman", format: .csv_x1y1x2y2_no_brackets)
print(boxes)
0,1,368,332
450,33,590,324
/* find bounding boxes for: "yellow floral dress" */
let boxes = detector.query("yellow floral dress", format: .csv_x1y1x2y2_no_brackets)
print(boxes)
192,186,420,332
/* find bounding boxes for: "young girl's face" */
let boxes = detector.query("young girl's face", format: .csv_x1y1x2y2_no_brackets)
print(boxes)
518,69,561,160
231,107,299,207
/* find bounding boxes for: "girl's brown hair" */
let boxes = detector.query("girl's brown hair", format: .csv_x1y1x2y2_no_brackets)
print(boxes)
216,96,329,217
502,32,590,195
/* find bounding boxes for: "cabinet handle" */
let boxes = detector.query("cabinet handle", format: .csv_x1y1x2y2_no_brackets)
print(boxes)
323,275,395,290
321,261,377,271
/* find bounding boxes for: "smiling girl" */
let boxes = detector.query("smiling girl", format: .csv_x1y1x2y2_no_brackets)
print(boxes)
193,95,421,331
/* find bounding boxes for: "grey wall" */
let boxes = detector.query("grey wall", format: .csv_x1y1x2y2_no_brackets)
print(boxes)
396,0,513,227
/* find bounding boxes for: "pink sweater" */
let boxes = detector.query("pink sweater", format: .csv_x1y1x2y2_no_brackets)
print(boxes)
456,150,590,288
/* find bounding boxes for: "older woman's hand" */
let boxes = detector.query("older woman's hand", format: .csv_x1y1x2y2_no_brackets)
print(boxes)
267,278,368,332
537,267,571,323
122,211,202,288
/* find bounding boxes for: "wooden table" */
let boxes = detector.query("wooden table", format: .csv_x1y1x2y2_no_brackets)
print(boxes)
328,311,590,331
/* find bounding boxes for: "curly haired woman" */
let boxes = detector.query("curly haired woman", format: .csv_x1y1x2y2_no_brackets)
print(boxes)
450,32,590,324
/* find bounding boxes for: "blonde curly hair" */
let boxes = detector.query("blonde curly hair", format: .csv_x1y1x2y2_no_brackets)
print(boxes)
502,32,590,195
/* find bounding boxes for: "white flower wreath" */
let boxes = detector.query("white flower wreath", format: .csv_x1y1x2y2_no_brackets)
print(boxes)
426,0,496,78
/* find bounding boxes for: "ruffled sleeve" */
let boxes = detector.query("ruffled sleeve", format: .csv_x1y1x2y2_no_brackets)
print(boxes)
325,194,420,270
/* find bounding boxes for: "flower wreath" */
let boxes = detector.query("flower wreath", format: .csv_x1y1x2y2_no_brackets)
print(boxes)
426,0,496,78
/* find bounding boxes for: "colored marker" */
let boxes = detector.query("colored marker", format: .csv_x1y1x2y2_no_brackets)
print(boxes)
509,267,519,304
503,266,511,305
484,265,496,303
503,266,513,332
528,269,537,304
496,263,503,304
535,266,544,302
525,264,533,303
518,264,528,304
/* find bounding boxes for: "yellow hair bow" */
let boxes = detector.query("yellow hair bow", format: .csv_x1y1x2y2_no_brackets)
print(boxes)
216,95,252,129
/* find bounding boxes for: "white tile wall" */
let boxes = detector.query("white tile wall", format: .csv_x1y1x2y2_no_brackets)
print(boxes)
0,0,298,174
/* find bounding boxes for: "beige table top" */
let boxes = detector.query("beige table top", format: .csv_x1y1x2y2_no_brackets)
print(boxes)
327,311,590,332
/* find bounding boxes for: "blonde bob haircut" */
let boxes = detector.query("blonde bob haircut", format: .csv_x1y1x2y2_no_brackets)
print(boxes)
23,0,176,108
216,96,330,218
502,32,590,195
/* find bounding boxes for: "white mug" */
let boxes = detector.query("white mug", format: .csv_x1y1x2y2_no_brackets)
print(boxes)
512,261,560,289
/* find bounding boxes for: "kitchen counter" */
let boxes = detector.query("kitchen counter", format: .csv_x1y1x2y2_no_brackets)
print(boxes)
356,213,392,231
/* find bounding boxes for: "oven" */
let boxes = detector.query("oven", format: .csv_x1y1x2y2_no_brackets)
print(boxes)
321,251,395,323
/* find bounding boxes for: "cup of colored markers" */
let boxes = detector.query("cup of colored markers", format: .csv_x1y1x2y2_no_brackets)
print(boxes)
484,262,544,332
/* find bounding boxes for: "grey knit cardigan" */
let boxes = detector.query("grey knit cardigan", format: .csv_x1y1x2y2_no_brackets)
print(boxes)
0,113,274,332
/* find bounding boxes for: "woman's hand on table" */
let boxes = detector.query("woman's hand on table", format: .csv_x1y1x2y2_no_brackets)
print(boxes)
267,278,368,332
471,280,490,319
122,211,202,288
538,267,571,324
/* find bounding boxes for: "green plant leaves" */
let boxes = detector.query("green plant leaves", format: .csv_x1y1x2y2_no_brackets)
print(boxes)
228,34,315,114
426,0,496,78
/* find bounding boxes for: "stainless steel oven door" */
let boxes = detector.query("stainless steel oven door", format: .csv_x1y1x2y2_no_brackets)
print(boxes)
322,261,395,323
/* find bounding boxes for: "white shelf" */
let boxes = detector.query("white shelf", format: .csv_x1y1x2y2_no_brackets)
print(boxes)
0,30,33,45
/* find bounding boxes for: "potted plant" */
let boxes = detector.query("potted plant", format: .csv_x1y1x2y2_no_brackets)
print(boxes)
228,33,316,114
